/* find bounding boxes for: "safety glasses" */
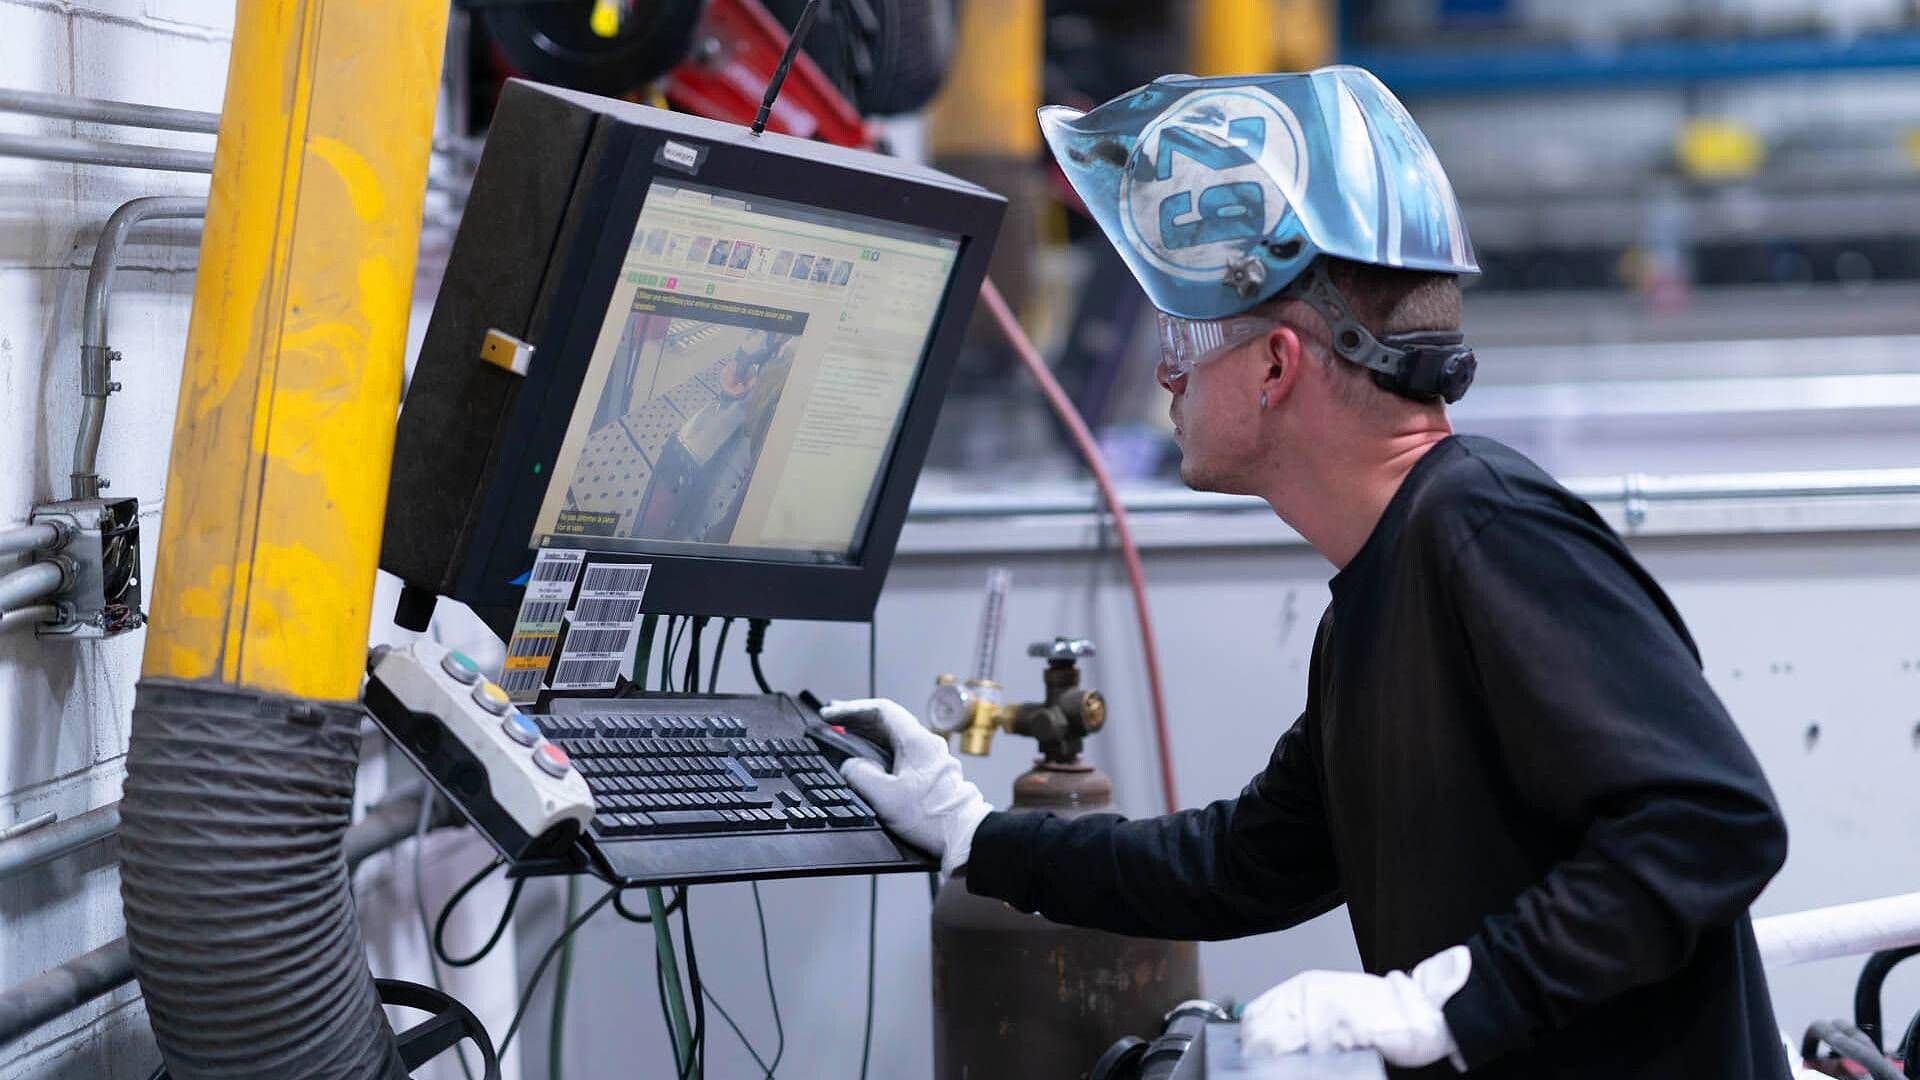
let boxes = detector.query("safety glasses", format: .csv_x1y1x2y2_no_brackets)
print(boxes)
1156,312,1277,380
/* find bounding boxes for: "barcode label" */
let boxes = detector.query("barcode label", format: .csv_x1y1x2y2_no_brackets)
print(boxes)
573,598,641,625
534,556,584,581
581,565,651,595
563,627,631,654
499,668,545,694
551,658,621,689
508,635,556,658
519,600,565,627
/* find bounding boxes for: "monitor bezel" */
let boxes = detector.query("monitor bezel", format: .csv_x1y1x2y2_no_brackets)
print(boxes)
453,114,999,627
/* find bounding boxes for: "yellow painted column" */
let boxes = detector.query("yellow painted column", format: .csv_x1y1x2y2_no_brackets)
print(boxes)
925,0,1041,158
1190,0,1333,75
142,0,448,701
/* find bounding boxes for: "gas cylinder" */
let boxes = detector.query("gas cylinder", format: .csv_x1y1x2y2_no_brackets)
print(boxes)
930,683,1200,1079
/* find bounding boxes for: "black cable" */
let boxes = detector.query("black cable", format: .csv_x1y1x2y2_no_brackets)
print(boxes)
500,887,619,1055
660,615,682,692
432,860,526,969
695,614,718,687
1895,1007,1920,1079
858,874,878,1080
411,795,476,1080
615,885,685,924
654,948,707,1077
708,617,735,691
745,618,773,693
704,983,774,1077
678,893,708,1080
859,617,880,1079
685,616,709,694
549,877,580,1080
751,883,786,1075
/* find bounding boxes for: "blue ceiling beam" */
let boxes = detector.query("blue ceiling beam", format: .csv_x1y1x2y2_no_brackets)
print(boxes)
1347,32,1920,95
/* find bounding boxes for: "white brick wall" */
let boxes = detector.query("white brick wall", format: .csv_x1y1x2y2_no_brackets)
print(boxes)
0,2,228,1075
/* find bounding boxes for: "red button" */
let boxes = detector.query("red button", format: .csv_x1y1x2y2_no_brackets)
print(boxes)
534,742,572,778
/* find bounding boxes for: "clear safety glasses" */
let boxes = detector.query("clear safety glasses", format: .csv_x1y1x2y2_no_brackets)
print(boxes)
1156,312,1277,380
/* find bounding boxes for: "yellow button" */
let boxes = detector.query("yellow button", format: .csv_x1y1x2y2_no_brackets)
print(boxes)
472,680,512,715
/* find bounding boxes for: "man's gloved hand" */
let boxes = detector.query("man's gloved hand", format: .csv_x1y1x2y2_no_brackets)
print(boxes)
821,698,993,875
1241,945,1472,1069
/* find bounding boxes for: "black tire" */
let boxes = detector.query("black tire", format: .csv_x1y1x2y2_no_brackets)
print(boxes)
761,0,959,116
479,0,706,97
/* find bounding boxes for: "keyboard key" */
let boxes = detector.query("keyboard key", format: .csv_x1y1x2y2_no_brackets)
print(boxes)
648,810,727,834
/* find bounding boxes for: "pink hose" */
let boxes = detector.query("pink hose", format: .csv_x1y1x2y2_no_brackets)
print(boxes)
979,279,1179,813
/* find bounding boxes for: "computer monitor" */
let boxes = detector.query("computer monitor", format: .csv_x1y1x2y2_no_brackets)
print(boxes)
382,80,1005,640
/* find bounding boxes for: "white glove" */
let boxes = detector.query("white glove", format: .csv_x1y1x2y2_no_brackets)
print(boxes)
821,698,993,875
1241,945,1472,1070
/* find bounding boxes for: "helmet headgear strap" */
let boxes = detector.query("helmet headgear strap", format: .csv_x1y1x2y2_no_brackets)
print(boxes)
1272,259,1477,404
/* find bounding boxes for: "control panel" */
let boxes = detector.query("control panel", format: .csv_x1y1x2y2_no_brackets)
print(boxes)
364,641,596,864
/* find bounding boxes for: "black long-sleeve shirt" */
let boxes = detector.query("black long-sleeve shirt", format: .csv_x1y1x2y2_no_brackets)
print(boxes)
967,435,1790,1079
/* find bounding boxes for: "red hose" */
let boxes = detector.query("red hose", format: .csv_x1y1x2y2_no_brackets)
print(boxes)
979,279,1179,813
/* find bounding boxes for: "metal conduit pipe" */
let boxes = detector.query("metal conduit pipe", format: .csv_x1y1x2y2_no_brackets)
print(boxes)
0,523,64,558
0,134,213,174
0,788,438,1051
0,88,220,134
904,468,1920,521
73,197,208,499
0,803,120,882
0,561,70,619
0,605,59,634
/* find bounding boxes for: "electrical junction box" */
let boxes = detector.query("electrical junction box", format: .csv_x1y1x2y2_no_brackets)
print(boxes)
29,497,144,639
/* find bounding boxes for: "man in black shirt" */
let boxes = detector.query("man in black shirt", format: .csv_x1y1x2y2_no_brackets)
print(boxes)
826,67,1791,1078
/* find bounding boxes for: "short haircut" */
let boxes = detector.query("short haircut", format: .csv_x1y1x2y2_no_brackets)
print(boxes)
1324,257,1462,337
1256,258,1461,409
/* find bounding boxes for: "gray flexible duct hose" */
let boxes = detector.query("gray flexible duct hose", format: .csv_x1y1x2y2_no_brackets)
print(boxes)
0,788,437,1051
119,679,406,1080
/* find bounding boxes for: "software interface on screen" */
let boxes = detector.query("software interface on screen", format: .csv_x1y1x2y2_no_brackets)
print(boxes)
531,180,962,564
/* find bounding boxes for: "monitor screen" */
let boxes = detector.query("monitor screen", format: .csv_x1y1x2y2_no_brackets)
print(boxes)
530,180,961,566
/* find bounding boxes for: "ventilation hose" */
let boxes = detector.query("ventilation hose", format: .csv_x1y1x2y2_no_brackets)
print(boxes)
118,679,406,1079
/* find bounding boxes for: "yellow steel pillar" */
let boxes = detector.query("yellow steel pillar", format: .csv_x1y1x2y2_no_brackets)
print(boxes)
1189,0,1333,75
120,3,447,1077
143,0,446,697
926,0,1041,161
925,0,1043,320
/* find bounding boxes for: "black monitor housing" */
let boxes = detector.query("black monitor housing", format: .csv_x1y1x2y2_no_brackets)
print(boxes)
382,80,1005,639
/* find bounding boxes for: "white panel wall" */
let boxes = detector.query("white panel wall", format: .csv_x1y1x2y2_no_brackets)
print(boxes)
0,3,227,1077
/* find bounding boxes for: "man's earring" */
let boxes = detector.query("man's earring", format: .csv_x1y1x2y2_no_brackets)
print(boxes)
1259,391,1269,410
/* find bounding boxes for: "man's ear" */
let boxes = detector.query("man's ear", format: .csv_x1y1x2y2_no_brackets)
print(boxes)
1261,325,1307,410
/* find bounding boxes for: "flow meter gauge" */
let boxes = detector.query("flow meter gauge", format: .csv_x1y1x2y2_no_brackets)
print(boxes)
926,677,972,736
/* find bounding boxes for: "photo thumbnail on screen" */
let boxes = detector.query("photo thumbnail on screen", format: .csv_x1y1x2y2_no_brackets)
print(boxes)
555,286,807,546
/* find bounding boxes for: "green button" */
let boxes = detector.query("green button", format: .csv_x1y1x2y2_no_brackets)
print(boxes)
440,650,481,685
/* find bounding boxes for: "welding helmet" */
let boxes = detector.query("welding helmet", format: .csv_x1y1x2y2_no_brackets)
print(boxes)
1041,66,1481,402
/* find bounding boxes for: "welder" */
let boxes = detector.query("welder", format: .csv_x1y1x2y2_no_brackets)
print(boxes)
825,66,1791,1078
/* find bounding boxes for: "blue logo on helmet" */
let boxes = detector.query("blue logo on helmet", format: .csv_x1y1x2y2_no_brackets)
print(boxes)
1043,67,1477,320
1119,88,1309,283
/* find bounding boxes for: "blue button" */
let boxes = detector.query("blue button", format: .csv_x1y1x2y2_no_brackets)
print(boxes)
501,711,541,746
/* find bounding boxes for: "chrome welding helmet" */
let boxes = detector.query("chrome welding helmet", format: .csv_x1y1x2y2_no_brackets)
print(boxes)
1041,66,1481,402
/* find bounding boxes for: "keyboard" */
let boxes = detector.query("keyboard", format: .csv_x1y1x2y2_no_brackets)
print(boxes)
537,692,936,886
